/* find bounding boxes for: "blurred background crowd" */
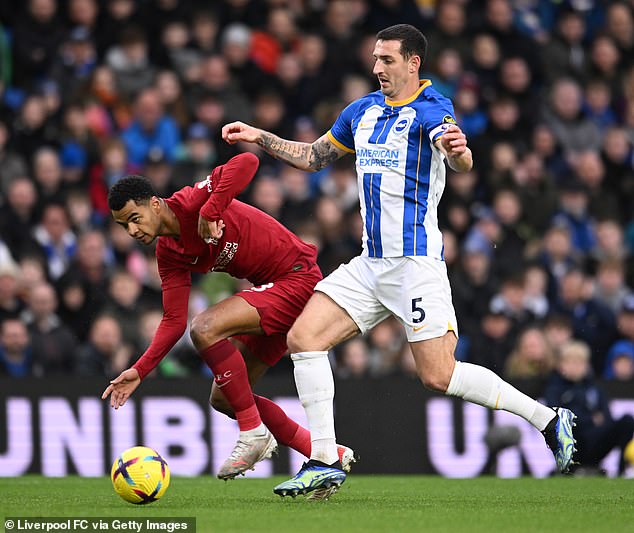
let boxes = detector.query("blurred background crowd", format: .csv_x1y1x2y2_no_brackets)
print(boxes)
0,0,633,389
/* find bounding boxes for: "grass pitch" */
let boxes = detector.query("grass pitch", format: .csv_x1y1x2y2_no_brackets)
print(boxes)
1,476,632,533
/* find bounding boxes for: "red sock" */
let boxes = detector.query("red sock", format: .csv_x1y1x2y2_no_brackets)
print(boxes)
254,395,311,457
199,340,261,431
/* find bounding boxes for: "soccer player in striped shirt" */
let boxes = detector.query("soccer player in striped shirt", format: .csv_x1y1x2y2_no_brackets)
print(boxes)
222,24,577,498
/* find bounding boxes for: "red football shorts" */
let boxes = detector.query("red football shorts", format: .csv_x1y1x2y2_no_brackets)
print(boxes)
233,263,322,366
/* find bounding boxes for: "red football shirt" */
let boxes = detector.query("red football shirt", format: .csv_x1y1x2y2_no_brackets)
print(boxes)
132,153,317,379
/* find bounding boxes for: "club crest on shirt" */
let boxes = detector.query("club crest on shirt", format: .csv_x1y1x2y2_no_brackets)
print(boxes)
392,117,412,135
197,176,213,193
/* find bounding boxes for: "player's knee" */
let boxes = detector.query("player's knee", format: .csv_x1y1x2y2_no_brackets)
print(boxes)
419,371,451,393
190,313,217,347
286,326,305,353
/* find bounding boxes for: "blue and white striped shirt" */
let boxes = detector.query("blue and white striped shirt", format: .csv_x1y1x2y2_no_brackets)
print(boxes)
328,81,455,259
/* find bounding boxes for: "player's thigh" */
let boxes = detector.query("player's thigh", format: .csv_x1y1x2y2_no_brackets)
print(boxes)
290,256,389,351
287,291,360,351
191,295,264,343
409,331,457,391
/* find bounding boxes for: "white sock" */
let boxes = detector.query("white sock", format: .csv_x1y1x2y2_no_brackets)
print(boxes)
446,362,556,431
239,422,267,440
291,351,339,464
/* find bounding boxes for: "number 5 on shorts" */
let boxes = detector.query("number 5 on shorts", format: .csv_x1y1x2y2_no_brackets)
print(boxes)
411,297,425,323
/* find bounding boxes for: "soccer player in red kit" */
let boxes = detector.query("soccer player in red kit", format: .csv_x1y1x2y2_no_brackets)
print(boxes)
101,152,354,482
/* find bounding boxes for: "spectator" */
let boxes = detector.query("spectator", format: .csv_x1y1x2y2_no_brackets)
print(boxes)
540,8,587,83
425,0,470,66
279,166,315,232
21,281,77,375
121,88,180,166
155,70,190,130
468,307,514,374
75,314,132,377
490,189,529,278
55,274,90,342
552,178,596,255
544,340,634,475
12,0,64,88
367,318,405,376
50,26,97,105
583,79,618,133
12,95,59,161
586,35,623,100
88,139,136,218
192,55,251,124
0,177,40,260
543,313,574,357
33,203,77,280
0,121,28,196
522,264,550,319
159,20,198,82
600,127,634,220
552,268,617,374
0,260,24,323
605,2,634,67
190,10,219,57
604,340,634,381
504,326,555,380
592,259,630,315
538,224,579,302
103,269,143,350
452,236,498,337
105,26,156,99
172,122,216,189
614,294,634,344
467,33,501,103
98,0,144,58
57,229,111,336
336,338,371,379
545,78,602,157
221,23,274,99
497,56,539,130
573,151,620,221
0,318,32,377
490,274,535,333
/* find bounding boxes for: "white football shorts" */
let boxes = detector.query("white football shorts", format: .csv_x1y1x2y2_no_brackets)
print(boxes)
315,255,458,342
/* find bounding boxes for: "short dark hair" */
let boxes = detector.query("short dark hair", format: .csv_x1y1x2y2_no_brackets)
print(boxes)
107,175,157,211
376,24,428,70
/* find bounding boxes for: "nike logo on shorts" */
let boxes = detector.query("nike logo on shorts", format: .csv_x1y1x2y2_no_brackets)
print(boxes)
413,324,427,332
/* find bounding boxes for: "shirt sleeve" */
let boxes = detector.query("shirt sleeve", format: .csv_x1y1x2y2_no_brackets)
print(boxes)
424,95,458,144
327,100,359,153
199,152,260,221
132,257,191,380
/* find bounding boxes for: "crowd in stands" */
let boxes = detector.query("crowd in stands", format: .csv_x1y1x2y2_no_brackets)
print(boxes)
0,0,633,388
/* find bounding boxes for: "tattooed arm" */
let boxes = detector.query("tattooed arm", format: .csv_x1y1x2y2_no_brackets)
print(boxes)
222,122,346,171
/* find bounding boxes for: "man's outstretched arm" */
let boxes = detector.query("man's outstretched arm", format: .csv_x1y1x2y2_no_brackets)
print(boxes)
222,122,347,172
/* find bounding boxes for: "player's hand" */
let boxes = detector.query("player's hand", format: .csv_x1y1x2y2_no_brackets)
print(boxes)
440,125,468,156
222,121,262,145
198,215,225,242
101,368,141,410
